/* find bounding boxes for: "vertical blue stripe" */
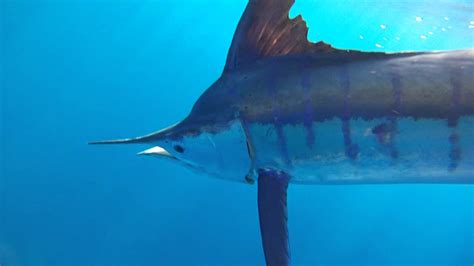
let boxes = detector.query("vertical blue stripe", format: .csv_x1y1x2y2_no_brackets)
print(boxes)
340,67,359,160
388,75,402,159
300,63,315,148
268,75,291,166
448,74,462,171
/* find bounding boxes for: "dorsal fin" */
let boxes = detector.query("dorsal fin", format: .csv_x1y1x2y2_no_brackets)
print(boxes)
225,0,341,71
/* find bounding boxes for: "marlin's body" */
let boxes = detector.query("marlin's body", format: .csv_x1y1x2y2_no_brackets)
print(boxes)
205,50,474,184
92,0,473,265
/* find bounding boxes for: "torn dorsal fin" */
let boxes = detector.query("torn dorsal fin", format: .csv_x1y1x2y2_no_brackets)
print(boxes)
225,0,340,71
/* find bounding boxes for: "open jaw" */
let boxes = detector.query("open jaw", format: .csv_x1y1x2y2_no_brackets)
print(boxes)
137,146,176,160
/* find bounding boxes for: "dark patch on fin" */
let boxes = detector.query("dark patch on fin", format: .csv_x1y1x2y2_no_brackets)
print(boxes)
257,169,291,266
225,0,341,71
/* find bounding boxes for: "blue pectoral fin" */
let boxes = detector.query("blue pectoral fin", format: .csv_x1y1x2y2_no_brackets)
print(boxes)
257,169,291,266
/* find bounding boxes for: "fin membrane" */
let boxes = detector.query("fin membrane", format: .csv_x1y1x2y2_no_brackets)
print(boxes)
257,169,291,266
225,0,338,71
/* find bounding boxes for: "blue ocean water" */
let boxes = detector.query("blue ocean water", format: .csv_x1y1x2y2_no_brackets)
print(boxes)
1,0,473,265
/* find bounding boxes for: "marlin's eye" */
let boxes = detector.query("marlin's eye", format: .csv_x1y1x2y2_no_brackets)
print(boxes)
173,145,185,153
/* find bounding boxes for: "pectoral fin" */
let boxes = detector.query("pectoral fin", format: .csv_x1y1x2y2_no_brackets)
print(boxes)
257,169,291,266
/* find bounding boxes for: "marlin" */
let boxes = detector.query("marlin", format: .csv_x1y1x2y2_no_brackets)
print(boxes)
91,0,474,265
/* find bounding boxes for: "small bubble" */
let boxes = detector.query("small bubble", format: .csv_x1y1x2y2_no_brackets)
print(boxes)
420,35,427,39
444,17,449,21
470,21,474,25
395,36,401,41
375,43,383,48
469,25,474,29
415,16,423,22
380,24,386,29
359,35,364,39
428,31,433,35
441,27,447,31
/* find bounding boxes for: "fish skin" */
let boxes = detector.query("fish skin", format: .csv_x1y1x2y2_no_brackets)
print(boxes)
166,49,474,185
191,49,474,127
90,49,474,184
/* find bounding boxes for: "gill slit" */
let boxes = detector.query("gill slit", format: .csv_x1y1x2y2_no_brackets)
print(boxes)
241,118,257,184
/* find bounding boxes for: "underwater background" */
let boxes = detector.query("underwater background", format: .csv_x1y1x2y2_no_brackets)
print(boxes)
1,0,473,265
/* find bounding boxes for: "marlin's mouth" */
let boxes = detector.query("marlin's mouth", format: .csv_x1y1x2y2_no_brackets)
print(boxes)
137,146,176,160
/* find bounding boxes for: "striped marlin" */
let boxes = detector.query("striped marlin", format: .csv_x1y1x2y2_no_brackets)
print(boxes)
91,0,474,265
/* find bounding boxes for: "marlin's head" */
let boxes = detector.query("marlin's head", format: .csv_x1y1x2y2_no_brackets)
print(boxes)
90,77,253,183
